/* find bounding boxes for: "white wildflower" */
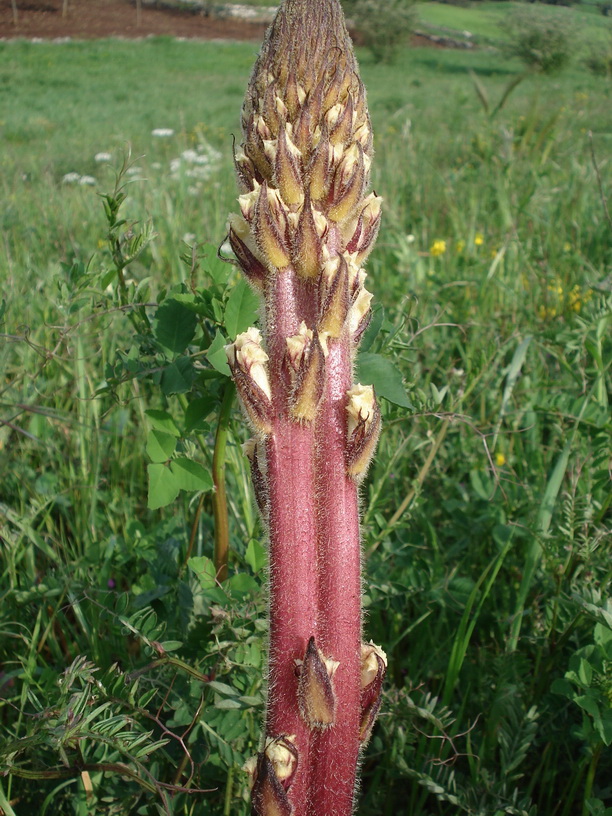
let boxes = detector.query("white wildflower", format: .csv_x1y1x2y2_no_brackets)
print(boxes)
94,152,112,162
78,175,96,186
62,172,81,184
151,128,174,138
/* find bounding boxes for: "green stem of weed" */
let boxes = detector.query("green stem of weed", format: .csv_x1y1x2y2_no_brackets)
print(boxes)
223,763,234,816
582,743,602,816
212,382,235,582
5,763,158,795
388,418,450,528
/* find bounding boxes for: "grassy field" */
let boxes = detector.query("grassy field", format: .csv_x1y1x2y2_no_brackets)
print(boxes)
1,26,611,816
416,0,611,45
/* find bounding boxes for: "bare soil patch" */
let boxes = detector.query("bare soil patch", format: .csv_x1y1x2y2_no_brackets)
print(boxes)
0,0,269,40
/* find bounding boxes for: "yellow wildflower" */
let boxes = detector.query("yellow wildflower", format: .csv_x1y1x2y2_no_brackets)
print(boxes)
430,239,447,257
563,242,571,253
538,305,557,320
455,239,465,253
568,285,582,313
474,232,484,246
495,452,506,467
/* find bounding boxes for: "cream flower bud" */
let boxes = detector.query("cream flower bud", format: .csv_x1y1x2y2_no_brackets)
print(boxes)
243,756,258,789
346,383,376,435
275,95,288,119
263,735,298,783
286,321,313,370
233,327,271,399
325,103,343,131
256,114,272,141
239,183,261,222
346,383,381,481
361,642,388,689
349,286,373,337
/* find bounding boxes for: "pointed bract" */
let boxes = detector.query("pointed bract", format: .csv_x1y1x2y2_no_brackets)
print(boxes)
297,636,338,728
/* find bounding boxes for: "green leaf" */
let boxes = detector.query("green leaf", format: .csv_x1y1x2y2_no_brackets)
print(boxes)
574,694,601,720
170,457,213,492
215,698,243,710
154,298,198,354
550,677,573,698
188,555,217,589
578,658,593,687
146,430,177,463
356,352,413,408
184,396,216,433
147,463,180,510
159,640,183,652
360,303,384,352
201,243,230,287
207,330,231,376
600,712,612,746
224,277,260,339
245,539,266,573
208,680,239,697
161,356,196,395
172,292,212,317
470,469,494,501
145,409,180,437
229,572,259,597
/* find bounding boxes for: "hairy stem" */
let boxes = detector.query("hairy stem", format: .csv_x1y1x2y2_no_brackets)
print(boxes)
310,335,362,814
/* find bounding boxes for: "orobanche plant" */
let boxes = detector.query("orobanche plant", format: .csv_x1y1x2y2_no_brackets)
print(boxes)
224,1,386,813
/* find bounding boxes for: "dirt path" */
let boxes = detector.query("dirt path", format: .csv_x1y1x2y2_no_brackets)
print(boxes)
0,0,269,40
0,0,457,46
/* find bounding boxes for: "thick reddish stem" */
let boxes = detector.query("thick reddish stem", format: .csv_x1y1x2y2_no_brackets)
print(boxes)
308,334,362,815
263,269,319,811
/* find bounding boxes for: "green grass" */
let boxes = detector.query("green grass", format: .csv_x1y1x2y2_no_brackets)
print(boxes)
1,33,611,816
417,0,612,47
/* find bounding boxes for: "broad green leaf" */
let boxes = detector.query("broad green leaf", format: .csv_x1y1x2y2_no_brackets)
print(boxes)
356,352,413,408
229,572,259,597
184,396,216,433
170,457,213,492
201,243,230,287
172,292,212,317
550,677,573,697
600,712,612,746
145,409,180,437
154,298,198,353
188,555,217,589
578,658,593,687
146,430,177,463
147,463,180,510
224,277,260,339
207,330,231,376
574,694,600,720
245,539,266,573
470,469,494,501
360,303,384,353
161,356,196,395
